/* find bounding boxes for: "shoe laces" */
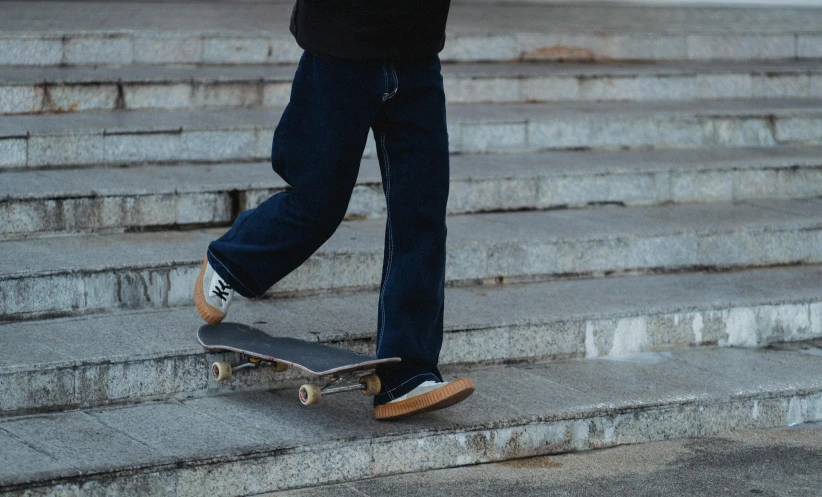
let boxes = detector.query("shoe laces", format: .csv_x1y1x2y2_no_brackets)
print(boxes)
211,279,232,302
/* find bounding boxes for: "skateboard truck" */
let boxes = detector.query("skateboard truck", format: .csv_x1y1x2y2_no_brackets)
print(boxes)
299,373,381,406
211,356,289,382
211,357,382,407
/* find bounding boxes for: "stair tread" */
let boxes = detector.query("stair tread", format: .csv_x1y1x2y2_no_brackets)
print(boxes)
2,264,821,374
2,2,821,493
1,343,821,491
3,146,821,201
3,60,822,86
2,2,820,34
4,99,822,138
3,197,821,279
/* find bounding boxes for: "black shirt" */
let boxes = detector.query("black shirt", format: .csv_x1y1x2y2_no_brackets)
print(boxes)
289,1,452,62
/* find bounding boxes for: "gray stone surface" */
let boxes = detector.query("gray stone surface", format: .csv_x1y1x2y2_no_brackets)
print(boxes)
6,146,822,235
798,34,822,58
275,424,822,497
3,100,822,168
0,411,158,473
0,138,26,168
685,34,796,60
133,33,203,65
3,198,822,319
674,347,822,398
1,346,822,494
0,85,41,114
2,2,820,493
0,37,62,66
526,347,822,410
0,367,75,414
26,133,105,168
0,431,76,486
86,401,267,459
1,265,821,414
1,3,821,66
4,2,822,35
63,35,133,66
4,61,822,114
45,84,119,114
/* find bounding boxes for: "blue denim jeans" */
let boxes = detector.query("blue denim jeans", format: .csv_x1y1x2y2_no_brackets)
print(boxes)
208,51,449,405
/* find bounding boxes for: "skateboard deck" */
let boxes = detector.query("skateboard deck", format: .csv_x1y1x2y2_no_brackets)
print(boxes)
198,322,400,376
198,322,400,406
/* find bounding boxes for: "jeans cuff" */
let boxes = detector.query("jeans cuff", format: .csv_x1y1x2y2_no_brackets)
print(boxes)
206,249,260,299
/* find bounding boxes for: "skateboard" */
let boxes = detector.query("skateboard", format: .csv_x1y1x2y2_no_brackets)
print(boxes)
197,322,400,406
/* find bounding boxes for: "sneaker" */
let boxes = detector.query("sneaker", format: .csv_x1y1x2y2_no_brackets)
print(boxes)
194,256,234,325
374,378,475,420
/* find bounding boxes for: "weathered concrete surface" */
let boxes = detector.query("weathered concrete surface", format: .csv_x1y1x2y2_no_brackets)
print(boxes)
3,99,822,169
2,198,822,320
1,2,819,494
1,2,821,66
3,147,822,236
5,2,822,34
1,346,821,495
1,265,821,415
270,423,822,497
3,60,822,114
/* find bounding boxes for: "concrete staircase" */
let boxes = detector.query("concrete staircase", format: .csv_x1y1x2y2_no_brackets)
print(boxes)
1,1,821,495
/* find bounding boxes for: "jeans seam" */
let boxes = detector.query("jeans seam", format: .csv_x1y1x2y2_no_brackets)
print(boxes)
377,131,394,357
381,64,389,101
382,63,398,102
377,63,399,357
207,249,258,297
387,64,398,99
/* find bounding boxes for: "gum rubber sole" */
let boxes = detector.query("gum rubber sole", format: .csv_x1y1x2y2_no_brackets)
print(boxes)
374,378,475,421
194,256,227,325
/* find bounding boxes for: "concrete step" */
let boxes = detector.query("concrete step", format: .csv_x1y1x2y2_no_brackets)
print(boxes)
2,198,821,321
2,2,821,66
268,423,822,497
3,99,822,170
1,345,821,495
4,60,822,114
4,147,822,237
1,264,821,416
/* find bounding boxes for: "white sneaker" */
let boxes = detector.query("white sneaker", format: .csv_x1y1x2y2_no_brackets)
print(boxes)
388,381,446,403
374,378,475,420
194,256,234,324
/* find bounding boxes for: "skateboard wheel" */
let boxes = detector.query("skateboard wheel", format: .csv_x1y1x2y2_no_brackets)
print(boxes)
211,361,232,382
271,361,290,373
299,384,321,406
359,374,381,396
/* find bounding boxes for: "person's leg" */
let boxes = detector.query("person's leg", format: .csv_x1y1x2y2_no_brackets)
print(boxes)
202,53,384,306
370,56,473,417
